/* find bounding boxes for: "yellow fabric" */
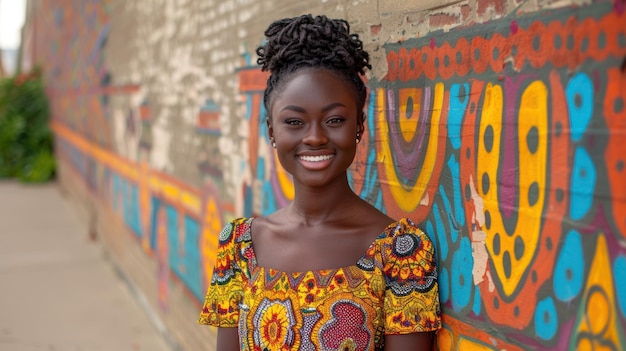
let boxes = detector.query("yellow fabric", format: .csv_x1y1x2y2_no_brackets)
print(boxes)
198,217,441,350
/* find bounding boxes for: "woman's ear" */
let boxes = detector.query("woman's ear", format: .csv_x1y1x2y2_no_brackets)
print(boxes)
266,117,274,141
357,113,366,136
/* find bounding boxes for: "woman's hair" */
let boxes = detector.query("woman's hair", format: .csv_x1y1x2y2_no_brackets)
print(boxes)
256,14,371,117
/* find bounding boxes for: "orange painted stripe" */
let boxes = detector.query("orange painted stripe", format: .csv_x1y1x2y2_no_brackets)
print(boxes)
51,120,205,216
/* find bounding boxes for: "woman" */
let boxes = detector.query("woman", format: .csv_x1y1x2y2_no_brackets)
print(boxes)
198,14,441,351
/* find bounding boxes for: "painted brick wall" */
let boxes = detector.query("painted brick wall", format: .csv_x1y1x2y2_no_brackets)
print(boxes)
22,0,626,350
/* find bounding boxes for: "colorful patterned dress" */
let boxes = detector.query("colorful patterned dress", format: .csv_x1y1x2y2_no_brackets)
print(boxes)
198,217,441,351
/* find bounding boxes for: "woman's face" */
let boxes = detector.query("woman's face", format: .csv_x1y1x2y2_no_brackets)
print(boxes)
268,69,363,189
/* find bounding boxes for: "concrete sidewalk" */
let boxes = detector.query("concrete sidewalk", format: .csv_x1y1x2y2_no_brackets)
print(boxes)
0,181,172,351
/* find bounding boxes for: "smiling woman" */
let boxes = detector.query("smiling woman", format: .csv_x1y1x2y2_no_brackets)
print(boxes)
197,14,442,351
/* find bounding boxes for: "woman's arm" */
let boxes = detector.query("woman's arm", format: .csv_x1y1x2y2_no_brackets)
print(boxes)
216,327,239,351
385,331,435,351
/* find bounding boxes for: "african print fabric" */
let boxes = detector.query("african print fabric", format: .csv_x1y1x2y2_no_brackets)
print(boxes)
198,217,441,351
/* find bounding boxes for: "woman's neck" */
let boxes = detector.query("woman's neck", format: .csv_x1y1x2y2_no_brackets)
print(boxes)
288,177,361,226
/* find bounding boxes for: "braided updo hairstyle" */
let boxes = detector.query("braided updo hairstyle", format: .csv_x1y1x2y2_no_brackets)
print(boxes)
256,14,372,118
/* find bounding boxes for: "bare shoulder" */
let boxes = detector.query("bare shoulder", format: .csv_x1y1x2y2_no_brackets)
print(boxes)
354,199,395,230
249,208,291,239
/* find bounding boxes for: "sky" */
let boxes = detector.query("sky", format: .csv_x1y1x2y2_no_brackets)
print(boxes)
0,0,26,50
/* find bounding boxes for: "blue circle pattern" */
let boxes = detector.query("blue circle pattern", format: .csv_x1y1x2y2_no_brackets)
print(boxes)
553,230,584,302
535,297,558,340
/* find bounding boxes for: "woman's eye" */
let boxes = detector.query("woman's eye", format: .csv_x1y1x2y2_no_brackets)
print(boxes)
285,119,303,126
327,117,344,124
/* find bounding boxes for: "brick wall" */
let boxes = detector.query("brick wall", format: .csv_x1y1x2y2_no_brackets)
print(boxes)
23,0,626,350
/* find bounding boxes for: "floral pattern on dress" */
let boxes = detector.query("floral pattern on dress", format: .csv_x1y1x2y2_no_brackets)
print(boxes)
198,217,441,350
250,296,301,350
317,294,372,351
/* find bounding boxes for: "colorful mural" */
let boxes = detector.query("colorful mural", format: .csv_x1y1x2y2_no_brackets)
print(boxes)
371,6,626,350
30,0,626,349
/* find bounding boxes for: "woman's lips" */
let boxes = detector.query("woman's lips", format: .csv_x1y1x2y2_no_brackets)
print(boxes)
297,154,335,170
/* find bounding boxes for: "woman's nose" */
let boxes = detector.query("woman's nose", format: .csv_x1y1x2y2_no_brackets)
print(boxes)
302,124,328,146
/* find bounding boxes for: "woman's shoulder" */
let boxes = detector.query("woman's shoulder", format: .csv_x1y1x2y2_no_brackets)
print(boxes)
372,217,427,240
377,217,436,258
218,217,254,244
243,209,287,237
383,217,428,238
378,218,438,287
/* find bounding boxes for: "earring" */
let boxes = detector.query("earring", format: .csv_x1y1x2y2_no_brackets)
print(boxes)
272,141,276,149
356,133,360,144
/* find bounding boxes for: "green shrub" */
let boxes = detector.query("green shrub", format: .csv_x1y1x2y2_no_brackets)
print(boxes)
0,68,55,182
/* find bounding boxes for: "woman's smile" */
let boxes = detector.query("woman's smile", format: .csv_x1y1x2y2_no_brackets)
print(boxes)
297,153,336,170
298,154,334,162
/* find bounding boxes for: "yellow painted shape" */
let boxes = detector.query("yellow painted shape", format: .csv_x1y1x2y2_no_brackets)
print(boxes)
458,336,496,351
398,88,422,143
147,176,201,215
149,176,163,191
570,235,625,350
377,84,443,212
181,191,201,214
274,150,294,201
477,83,503,203
435,327,453,351
479,81,547,296
162,181,179,201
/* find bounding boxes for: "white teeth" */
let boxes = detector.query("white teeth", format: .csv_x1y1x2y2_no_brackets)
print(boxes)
299,155,334,162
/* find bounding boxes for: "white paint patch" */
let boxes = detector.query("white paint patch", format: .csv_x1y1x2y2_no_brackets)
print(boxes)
419,192,429,206
468,174,490,286
151,110,173,172
112,107,126,156
471,230,489,285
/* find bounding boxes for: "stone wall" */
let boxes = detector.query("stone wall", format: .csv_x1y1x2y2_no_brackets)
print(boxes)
22,0,626,350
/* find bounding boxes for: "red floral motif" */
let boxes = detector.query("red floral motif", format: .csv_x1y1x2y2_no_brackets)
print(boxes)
243,246,254,260
320,301,371,351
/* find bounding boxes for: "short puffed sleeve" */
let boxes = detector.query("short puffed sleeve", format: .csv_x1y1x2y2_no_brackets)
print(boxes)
197,219,247,327
381,218,441,334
